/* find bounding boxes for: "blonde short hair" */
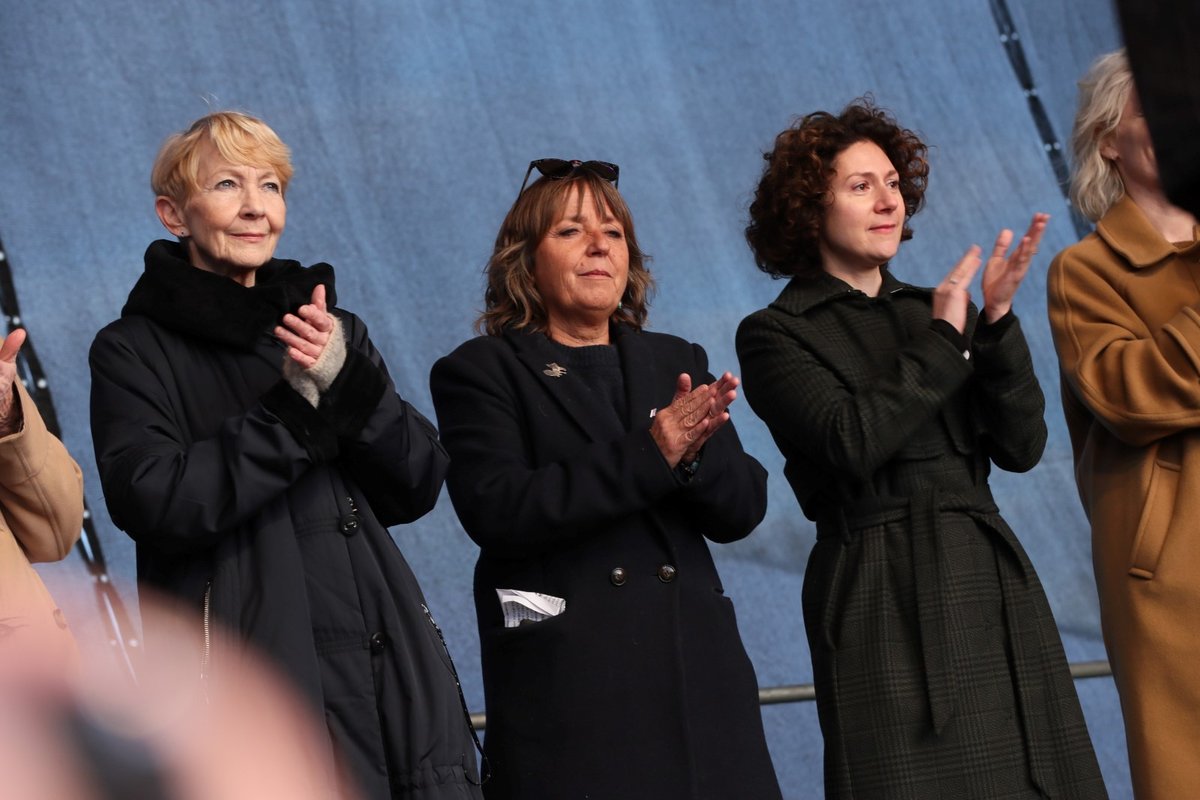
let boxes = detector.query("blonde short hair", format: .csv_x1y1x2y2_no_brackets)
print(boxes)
150,111,294,202
1068,49,1134,222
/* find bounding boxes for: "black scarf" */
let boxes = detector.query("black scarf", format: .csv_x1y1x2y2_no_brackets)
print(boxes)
122,239,337,350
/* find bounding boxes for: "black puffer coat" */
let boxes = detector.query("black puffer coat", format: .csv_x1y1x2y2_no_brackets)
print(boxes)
89,240,483,800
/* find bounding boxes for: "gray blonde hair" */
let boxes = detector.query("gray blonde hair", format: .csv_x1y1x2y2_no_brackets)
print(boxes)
1068,49,1134,222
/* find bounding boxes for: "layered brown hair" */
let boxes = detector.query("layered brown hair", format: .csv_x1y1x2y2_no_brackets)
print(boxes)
746,98,929,278
477,171,653,336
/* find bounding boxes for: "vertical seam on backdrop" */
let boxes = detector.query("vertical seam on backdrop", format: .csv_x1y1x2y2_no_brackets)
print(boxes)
989,0,1094,240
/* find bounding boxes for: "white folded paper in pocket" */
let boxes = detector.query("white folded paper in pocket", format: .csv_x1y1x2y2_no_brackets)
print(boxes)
496,588,567,628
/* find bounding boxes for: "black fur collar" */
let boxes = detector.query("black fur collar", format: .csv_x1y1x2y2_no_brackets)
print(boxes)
123,240,337,349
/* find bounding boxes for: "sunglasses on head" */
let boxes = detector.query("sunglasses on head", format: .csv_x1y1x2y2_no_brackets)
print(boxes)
517,158,620,197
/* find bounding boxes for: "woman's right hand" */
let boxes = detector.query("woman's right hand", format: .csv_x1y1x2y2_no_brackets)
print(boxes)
650,374,727,468
932,245,984,334
275,285,334,369
0,328,26,435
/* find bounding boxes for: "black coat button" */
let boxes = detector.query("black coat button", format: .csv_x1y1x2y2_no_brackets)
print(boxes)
340,513,361,536
658,564,677,583
609,567,627,586
369,631,387,653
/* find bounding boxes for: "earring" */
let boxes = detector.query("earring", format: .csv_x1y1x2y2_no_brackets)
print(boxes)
617,301,624,311
178,229,188,237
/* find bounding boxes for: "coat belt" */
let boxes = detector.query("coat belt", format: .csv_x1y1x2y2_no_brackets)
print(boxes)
816,488,1059,797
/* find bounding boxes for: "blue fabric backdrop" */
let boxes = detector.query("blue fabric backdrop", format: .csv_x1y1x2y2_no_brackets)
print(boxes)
0,1,1129,795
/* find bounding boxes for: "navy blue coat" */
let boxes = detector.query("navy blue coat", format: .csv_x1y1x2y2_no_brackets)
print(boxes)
430,324,781,800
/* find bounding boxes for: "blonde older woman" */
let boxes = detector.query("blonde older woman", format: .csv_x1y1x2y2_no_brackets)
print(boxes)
1048,50,1200,798
89,111,482,800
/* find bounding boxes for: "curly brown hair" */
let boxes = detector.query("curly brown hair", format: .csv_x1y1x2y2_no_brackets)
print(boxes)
745,98,929,278
477,170,653,336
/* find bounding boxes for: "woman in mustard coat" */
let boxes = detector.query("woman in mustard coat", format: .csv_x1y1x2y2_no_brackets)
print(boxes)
1048,50,1200,799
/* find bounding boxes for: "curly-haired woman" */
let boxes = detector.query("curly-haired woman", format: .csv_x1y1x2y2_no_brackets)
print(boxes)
736,99,1106,798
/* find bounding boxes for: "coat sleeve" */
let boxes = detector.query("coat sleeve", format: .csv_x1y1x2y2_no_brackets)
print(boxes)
0,381,84,563
322,313,448,527
430,343,684,556
671,342,769,544
89,323,339,554
968,313,1047,472
1048,246,1200,447
735,309,973,484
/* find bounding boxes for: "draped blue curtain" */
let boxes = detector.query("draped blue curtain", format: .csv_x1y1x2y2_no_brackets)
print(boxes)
0,1,1128,795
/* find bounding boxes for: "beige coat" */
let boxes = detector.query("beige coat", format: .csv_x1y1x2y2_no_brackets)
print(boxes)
1048,194,1200,799
0,380,84,673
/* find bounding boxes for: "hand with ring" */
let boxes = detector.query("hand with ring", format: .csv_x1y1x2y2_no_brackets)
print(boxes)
650,372,740,468
932,213,1049,333
679,372,738,464
932,246,983,334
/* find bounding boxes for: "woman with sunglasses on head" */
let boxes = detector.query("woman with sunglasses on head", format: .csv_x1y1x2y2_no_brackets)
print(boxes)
736,100,1106,798
430,159,781,799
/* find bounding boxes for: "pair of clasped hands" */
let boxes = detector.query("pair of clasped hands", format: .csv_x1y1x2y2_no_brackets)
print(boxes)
934,212,1049,331
651,371,739,470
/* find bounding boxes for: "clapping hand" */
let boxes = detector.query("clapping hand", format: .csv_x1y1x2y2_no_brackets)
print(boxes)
933,213,1049,332
275,284,334,370
650,372,739,468
0,328,26,435
981,213,1048,323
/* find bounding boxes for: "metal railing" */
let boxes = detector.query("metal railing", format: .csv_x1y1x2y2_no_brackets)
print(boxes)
467,659,1112,731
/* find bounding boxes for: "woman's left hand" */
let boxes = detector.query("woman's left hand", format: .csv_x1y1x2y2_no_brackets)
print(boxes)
981,213,1048,323
275,285,334,369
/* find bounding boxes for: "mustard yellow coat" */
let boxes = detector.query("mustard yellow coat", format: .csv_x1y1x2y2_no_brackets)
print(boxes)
1048,194,1200,799
0,381,84,670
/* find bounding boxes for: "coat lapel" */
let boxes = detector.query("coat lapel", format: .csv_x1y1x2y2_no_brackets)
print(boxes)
506,328,623,442
614,325,665,431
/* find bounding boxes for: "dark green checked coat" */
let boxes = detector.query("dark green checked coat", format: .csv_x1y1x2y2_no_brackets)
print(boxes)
737,270,1106,799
